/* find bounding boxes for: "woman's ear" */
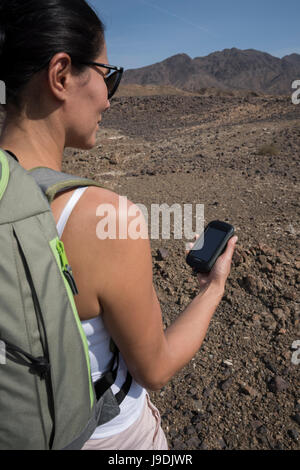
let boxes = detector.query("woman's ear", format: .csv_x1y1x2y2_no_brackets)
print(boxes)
47,53,74,102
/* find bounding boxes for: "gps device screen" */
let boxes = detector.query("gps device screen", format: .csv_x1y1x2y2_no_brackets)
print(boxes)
186,220,235,273
193,227,227,262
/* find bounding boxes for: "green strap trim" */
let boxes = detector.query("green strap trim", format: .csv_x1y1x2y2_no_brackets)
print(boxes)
46,179,104,204
49,237,95,409
28,166,49,172
0,150,10,201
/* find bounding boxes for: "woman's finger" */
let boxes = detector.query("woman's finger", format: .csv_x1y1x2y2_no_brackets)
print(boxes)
185,233,201,253
185,242,194,253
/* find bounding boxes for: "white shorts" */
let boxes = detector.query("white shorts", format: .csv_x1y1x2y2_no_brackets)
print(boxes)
81,393,168,450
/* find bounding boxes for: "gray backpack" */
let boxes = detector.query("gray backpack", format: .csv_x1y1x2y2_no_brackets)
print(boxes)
0,149,131,450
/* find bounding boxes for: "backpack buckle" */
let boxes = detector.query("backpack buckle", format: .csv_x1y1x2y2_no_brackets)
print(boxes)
30,357,51,380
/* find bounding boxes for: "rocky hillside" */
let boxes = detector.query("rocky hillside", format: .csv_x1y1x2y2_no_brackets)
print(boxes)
123,48,300,95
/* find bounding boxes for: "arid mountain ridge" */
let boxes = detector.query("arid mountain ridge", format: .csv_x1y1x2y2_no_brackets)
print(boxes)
122,48,300,95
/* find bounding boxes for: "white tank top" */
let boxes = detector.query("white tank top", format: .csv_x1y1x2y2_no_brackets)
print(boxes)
56,186,146,439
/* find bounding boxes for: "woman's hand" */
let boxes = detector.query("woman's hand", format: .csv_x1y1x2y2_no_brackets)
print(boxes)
186,234,238,294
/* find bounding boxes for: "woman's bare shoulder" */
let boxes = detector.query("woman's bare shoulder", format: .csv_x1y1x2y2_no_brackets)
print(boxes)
82,185,120,205
71,185,149,257
81,185,140,214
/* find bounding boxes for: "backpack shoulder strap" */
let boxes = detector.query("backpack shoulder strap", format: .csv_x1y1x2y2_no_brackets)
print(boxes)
0,149,10,202
29,166,133,414
28,167,106,204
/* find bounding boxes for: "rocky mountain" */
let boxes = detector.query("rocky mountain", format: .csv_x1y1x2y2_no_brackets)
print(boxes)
122,48,300,95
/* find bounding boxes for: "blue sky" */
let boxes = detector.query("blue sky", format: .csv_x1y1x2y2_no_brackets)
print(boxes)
89,0,300,70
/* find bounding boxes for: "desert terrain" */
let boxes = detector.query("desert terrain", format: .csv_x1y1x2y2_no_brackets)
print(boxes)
2,83,298,450
60,85,300,450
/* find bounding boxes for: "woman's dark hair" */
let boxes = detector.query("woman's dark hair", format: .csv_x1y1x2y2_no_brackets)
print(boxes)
0,0,105,109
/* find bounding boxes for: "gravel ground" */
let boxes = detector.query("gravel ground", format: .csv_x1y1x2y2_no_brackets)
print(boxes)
61,91,300,450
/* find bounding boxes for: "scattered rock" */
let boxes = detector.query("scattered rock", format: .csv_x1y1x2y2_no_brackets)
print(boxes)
287,429,299,442
157,247,169,260
282,288,298,301
202,382,215,398
184,425,195,435
291,414,300,426
222,359,233,367
178,294,190,306
187,387,199,397
232,249,244,266
257,425,267,435
238,381,261,397
172,439,186,450
183,410,193,419
262,359,277,374
206,403,214,414
258,243,275,256
268,376,289,393
219,377,234,392
199,441,208,450
168,429,177,439
186,437,201,448
252,313,261,323
274,440,285,450
240,275,265,296
217,437,227,449
252,419,264,431
261,312,277,331
194,422,203,433
193,400,203,412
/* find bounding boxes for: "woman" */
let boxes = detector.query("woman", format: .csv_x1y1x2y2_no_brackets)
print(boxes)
0,0,237,450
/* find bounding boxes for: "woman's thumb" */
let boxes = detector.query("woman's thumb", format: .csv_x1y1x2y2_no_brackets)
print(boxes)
227,235,238,258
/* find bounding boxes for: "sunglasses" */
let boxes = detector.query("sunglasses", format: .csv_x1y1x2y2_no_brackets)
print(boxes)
80,62,124,99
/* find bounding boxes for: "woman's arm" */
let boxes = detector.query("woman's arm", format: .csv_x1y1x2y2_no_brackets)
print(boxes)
84,189,237,390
